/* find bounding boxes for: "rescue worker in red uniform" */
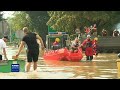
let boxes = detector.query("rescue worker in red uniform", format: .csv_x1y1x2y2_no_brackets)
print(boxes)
81,35,93,61
92,37,99,56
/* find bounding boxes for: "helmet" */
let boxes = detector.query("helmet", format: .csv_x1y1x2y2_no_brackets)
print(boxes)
55,38,60,42
94,37,98,41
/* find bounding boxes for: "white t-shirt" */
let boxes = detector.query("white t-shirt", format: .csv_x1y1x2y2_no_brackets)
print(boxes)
0,39,7,55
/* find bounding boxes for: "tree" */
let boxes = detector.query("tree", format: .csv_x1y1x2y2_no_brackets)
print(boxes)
7,11,49,46
7,11,30,31
25,11,50,46
47,11,120,35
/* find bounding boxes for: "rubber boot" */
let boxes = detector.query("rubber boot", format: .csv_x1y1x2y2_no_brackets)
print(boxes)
86,56,89,61
90,56,93,61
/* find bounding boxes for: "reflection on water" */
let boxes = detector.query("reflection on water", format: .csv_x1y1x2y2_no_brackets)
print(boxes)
0,46,119,79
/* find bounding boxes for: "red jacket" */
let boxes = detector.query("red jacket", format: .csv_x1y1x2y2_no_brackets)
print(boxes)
82,38,93,47
82,38,93,56
53,41,59,45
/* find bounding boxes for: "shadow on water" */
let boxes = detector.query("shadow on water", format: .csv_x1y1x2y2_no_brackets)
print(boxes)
0,46,119,79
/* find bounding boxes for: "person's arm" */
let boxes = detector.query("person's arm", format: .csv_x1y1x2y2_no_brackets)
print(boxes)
81,40,86,47
3,48,8,60
16,41,25,57
36,34,45,49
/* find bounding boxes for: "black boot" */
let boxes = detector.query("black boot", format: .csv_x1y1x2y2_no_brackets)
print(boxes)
90,56,93,61
86,56,89,61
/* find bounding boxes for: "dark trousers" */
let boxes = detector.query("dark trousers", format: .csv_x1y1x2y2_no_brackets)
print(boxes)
0,55,2,60
86,56,93,61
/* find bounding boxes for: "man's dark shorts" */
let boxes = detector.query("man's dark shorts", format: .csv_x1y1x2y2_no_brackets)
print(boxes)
27,49,39,62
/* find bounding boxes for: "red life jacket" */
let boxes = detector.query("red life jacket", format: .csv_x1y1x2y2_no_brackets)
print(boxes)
53,41,59,45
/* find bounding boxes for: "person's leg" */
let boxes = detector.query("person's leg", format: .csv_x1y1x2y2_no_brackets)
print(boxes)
26,62,32,72
33,61,37,71
85,48,89,60
90,56,93,61
86,56,89,60
33,49,39,71
26,51,32,72
88,47,93,61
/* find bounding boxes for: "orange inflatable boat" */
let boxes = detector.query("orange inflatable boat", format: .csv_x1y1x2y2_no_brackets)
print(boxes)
43,48,83,62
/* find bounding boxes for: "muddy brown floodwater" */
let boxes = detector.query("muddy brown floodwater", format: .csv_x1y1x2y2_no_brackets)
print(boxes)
0,46,119,79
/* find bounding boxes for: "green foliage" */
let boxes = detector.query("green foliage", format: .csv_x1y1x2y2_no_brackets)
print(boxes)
6,11,49,45
25,11,50,45
7,11,120,46
7,11,30,31
0,12,3,21
47,11,120,35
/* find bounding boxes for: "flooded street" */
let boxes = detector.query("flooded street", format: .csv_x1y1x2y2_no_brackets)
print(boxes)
0,46,119,79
